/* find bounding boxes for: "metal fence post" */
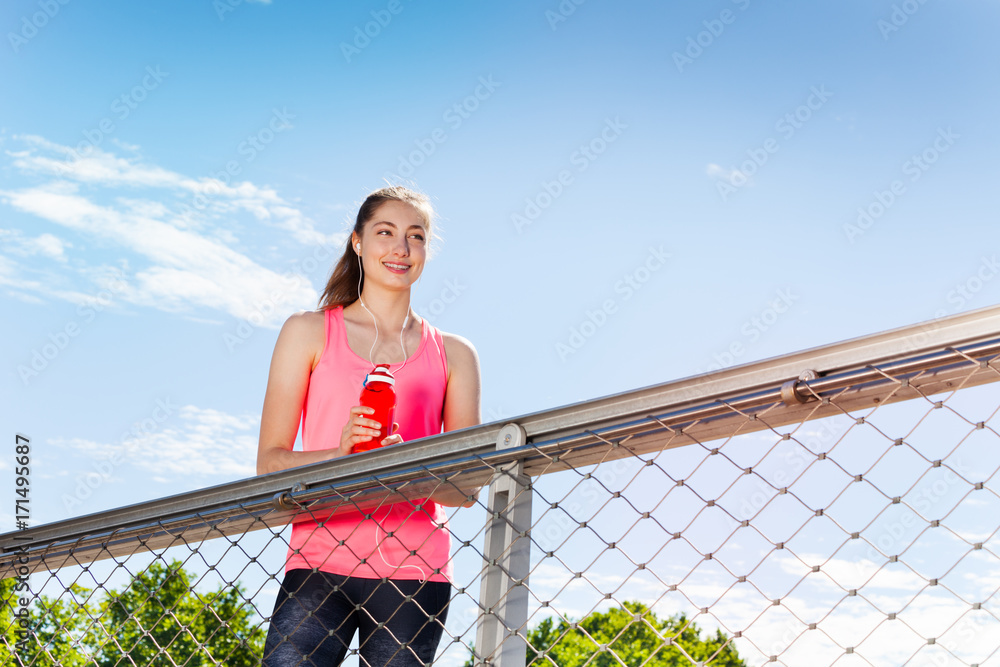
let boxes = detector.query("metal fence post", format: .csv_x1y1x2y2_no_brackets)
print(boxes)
475,424,533,667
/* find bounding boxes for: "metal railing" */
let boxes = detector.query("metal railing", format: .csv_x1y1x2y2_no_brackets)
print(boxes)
3,305,1000,666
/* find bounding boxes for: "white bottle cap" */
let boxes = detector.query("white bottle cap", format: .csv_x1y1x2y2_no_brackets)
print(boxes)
365,364,395,386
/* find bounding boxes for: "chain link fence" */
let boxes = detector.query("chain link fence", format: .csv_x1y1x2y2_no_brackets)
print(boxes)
4,307,1000,666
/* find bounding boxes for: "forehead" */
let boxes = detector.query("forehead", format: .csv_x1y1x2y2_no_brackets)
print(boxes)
368,200,428,230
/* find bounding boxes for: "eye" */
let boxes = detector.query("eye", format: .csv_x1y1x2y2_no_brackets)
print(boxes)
409,233,426,242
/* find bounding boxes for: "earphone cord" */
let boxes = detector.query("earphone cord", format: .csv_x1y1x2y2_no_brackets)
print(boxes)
356,250,427,580
375,522,428,582
356,250,410,373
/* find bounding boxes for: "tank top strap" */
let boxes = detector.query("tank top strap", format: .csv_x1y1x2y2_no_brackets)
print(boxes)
423,318,449,383
324,305,337,358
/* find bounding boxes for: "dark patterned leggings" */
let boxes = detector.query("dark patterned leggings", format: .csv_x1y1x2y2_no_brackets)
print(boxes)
262,569,451,667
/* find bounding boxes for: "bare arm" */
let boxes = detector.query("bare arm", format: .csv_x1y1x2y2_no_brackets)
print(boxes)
431,332,483,507
257,312,328,475
257,311,402,475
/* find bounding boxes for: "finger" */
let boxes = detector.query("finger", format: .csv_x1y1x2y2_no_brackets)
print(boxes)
347,407,374,425
390,422,399,435
359,418,382,430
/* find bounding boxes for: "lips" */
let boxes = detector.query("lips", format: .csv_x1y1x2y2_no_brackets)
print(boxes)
382,261,410,274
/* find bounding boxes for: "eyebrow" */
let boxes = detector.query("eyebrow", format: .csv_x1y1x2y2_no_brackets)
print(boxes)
372,220,426,231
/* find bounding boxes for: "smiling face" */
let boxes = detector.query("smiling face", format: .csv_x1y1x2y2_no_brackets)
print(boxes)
352,199,429,293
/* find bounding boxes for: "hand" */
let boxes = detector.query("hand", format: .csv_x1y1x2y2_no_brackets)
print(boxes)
380,422,403,448
340,406,382,454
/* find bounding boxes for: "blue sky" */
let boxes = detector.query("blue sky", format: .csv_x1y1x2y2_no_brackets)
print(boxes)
2,1,1000,659
4,0,999,521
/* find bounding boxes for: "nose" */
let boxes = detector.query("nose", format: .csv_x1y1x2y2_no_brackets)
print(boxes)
392,234,409,257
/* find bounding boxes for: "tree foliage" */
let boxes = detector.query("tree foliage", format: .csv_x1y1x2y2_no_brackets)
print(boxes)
1,560,264,666
525,601,745,667
464,600,744,666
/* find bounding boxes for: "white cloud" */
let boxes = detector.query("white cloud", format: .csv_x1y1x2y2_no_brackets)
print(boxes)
0,136,343,325
32,232,69,260
706,162,749,186
0,228,70,262
1,181,317,323
517,538,1000,666
7,135,332,245
53,404,260,480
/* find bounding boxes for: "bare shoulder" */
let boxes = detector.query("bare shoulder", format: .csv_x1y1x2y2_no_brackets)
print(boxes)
282,309,325,336
440,330,480,368
276,309,326,368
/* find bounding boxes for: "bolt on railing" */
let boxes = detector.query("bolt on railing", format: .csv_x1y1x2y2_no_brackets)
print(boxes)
3,304,1000,666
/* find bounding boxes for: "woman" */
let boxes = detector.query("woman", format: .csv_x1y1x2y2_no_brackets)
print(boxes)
257,185,481,666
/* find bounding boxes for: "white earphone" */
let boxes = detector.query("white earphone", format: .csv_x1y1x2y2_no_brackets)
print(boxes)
356,242,361,253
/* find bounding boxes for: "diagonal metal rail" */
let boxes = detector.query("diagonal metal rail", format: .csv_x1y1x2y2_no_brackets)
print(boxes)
3,304,1000,580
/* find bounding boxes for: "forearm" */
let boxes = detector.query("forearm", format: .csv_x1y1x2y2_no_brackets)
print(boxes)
256,445,343,476
429,483,481,508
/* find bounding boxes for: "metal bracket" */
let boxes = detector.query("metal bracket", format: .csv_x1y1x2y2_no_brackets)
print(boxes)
781,369,820,406
271,482,308,511
496,422,527,450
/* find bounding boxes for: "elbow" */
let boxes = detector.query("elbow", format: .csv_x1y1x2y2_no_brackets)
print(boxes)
256,448,277,476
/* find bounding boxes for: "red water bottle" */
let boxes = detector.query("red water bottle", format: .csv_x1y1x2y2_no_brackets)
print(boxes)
354,364,396,453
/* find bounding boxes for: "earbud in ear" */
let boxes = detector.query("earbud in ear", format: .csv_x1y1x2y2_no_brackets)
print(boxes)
356,243,361,253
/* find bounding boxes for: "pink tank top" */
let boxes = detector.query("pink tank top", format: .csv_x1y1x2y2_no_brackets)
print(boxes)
285,306,452,583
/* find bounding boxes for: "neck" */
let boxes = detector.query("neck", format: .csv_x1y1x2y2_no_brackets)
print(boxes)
353,287,415,330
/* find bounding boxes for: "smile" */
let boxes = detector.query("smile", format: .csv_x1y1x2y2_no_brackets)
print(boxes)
383,262,410,273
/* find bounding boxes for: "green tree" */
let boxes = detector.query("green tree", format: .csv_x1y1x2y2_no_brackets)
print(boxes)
465,601,744,666
2,574,97,665
526,601,745,667
2,560,265,666
86,559,265,666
